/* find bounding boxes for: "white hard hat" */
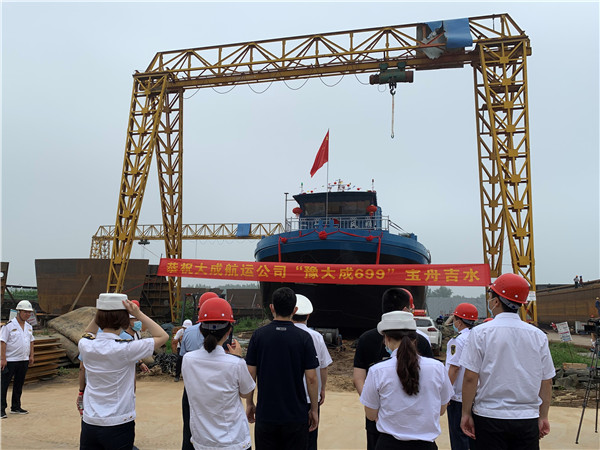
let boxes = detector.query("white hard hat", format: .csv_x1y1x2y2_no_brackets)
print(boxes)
182,319,192,328
96,293,127,311
16,300,34,311
377,311,416,335
295,294,313,315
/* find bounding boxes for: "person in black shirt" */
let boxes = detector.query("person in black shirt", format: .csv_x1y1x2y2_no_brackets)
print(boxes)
245,287,319,450
353,287,434,450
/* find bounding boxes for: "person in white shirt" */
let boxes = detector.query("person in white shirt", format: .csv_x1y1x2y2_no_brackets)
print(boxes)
445,303,478,450
78,293,168,450
173,319,192,382
182,297,255,450
292,294,333,450
460,273,555,450
360,311,453,450
1,300,35,418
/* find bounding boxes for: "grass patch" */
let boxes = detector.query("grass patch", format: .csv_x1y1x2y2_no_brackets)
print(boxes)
549,341,593,367
235,317,264,333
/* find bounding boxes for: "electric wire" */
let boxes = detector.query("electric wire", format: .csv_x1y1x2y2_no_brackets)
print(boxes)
319,75,345,87
354,73,371,85
248,82,273,94
283,78,310,90
184,89,201,100
211,85,236,94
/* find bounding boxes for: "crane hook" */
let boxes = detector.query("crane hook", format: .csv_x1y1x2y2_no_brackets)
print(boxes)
389,80,397,139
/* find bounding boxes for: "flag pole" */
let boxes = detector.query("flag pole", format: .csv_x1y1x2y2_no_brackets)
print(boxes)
326,159,329,222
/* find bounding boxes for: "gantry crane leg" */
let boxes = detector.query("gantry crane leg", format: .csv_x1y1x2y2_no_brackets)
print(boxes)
155,89,184,322
107,75,169,294
474,38,536,322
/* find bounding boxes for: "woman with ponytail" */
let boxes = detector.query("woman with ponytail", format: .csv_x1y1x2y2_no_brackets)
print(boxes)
181,297,255,450
360,311,453,450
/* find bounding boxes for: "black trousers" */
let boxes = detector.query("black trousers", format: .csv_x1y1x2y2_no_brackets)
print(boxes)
307,404,320,450
375,433,437,450
175,350,183,378
182,388,193,450
472,414,539,450
255,420,308,450
447,400,475,450
80,420,135,450
1,360,29,411
366,417,380,450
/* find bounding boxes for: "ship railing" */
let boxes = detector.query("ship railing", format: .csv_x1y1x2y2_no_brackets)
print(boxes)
285,215,410,232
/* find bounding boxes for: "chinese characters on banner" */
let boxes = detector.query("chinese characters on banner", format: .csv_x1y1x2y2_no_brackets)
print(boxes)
157,258,491,286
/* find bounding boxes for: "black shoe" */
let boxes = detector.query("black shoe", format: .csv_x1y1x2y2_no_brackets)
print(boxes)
174,376,180,382
1,410,6,419
10,408,28,414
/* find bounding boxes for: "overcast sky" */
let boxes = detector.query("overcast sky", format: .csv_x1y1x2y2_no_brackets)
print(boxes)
2,1,599,297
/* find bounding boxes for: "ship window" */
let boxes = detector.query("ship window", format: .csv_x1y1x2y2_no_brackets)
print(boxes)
301,199,374,216
302,202,326,216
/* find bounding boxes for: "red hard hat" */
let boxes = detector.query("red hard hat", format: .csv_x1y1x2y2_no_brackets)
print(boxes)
198,297,235,323
399,288,414,310
198,292,219,309
489,273,530,304
453,303,478,321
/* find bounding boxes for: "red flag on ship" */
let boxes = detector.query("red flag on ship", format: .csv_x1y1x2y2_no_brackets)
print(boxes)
310,130,329,177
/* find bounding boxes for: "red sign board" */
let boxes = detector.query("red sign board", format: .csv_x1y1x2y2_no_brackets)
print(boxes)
157,259,490,286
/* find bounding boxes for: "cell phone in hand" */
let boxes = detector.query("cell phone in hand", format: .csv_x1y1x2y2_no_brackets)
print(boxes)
223,326,234,351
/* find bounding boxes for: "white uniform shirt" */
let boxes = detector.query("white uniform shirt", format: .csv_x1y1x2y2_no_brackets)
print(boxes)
445,327,471,402
174,327,185,349
360,351,453,442
294,323,333,402
78,332,154,426
0,318,34,361
182,346,255,450
459,312,556,419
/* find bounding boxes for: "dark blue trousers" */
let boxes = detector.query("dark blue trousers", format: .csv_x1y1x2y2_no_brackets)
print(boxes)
447,400,475,450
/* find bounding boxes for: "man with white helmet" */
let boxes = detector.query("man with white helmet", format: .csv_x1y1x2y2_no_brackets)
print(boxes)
460,273,555,450
292,294,333,450
1,300,35,418
173,319,193,382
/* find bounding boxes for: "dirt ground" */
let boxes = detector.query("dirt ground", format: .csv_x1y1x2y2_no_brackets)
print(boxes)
2,334,600,449
1,371,599,450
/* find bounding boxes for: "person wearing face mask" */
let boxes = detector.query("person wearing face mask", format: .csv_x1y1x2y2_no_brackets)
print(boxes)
460,273,555,450
353,288,433,450
445,303,478,450
124,301,149,373
360,311,453,449
77,293,168,449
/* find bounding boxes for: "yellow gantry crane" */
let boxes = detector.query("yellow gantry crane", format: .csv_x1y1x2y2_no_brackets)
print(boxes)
91,223,284,259
107,13,536,322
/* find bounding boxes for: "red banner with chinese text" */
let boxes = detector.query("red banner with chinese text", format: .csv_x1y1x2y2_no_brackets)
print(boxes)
157,259,490,286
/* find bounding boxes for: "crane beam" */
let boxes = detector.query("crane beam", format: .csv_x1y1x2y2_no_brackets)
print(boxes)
92,222,285,257
107,13,537,322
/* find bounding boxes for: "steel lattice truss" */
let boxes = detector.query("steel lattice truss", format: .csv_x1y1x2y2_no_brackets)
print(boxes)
91,223,285,258
107,13,537,322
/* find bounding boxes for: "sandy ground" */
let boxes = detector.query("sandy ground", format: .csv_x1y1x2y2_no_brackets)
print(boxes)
1,374,599,450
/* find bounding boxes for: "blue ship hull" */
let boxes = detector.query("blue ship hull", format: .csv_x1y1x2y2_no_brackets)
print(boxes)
255,225,431,332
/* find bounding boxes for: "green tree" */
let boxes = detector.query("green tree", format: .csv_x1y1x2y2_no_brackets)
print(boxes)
429,286,453,298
